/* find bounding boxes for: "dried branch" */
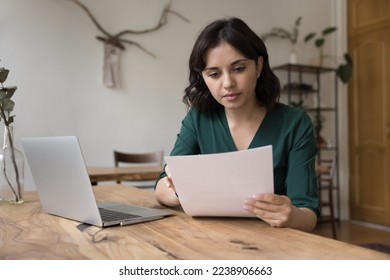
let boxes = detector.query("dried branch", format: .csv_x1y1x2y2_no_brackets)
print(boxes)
116,38,157,58
67,0,112,38
66,0,190,55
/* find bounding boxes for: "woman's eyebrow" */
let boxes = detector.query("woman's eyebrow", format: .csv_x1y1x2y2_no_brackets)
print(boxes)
203,59,249,72
231,58,250,65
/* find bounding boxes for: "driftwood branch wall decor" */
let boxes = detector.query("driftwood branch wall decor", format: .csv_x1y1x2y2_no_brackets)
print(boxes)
65,0,189,88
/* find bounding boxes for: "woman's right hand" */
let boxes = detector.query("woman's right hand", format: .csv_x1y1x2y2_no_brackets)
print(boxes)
163,166,176,194
154,165,180,207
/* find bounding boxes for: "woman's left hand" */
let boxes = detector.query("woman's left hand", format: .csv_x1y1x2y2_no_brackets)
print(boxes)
243,193,295,228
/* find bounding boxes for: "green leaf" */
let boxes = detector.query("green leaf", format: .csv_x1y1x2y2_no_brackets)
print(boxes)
304,32,316,42
0,68,9,83
1,98,15,112
272,28,291,38
261,31,283,40
322,27,337,36
344,53,353,65
336,65,352,84
5,86,17,98
261,28,292,42
315,38,325,48
8,115,15,124
294,16,302,27
336,53,353,83
0,89,6,100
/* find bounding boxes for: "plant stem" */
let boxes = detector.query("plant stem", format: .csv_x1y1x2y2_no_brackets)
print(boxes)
0,108,21,202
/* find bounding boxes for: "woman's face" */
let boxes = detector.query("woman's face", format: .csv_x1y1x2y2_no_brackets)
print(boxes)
202,42,263,111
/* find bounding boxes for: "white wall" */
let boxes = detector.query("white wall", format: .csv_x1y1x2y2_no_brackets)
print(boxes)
0,0,348,218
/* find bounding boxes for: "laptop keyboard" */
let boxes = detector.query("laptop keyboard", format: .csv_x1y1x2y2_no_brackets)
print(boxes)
99,208,141,222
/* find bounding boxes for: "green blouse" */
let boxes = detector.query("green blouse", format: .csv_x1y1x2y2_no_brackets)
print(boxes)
158,103,319,216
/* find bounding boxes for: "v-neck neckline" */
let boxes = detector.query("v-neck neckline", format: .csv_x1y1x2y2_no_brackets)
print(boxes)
219,108,268,151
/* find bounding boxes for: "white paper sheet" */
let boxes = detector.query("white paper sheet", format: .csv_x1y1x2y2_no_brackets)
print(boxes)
165,145,274,217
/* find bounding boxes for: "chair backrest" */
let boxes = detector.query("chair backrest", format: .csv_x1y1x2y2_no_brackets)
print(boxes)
113,150,164,185
316,158,336,181
315,157,338,239
113,150,164,167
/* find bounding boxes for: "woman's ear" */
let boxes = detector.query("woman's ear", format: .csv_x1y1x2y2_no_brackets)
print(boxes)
256,56,264,78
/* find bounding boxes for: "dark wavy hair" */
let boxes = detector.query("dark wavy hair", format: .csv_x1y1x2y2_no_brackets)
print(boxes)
183,17,280,113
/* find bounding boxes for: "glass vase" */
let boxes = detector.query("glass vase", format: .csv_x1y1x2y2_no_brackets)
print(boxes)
0,126,24,204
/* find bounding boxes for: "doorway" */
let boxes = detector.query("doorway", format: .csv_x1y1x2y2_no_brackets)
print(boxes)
348,0,390,226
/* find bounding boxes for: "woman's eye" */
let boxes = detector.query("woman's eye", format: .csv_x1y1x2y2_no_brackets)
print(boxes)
233,66,246,72
208,72,220,78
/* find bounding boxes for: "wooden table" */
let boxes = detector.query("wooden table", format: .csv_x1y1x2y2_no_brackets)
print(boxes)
1,185,389,260
87,166,163,185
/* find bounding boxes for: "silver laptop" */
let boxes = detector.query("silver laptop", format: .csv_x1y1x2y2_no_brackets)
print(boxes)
21,136,173,227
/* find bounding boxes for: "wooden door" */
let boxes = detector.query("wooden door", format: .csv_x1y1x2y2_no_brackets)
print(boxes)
348,0,390,226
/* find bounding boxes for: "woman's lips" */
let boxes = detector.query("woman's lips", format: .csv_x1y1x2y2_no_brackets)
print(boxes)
223,92,241,101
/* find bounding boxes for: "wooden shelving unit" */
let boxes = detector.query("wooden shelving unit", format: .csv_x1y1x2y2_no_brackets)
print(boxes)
273,63,340,226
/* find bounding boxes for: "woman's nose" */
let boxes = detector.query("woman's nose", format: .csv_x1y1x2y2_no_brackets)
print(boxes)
223,73,235,89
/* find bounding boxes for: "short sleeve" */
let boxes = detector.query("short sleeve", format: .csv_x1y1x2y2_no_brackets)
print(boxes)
285,112,319,216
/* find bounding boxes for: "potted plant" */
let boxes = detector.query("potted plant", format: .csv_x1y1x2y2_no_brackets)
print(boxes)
0,64,24,204
304,27,353,84
261,16,302,63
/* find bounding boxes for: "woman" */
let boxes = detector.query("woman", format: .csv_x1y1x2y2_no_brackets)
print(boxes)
155,17,318,232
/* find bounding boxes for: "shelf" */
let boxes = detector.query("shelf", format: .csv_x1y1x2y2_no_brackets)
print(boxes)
318,146,337,151
306,107,336,112
273,63,335,74
318,185,339,191
281,89,318,94
273,62,339,223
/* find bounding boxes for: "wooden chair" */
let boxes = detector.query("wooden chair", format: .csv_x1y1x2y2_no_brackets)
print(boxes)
113,150,164,187
316,158,337,239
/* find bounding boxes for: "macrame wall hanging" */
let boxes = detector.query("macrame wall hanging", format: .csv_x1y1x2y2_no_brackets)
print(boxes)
65,0,189,88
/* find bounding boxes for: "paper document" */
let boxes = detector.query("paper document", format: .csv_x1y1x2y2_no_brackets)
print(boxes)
165,145,274,217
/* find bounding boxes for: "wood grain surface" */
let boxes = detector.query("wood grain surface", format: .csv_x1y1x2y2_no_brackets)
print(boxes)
1,185,389,260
